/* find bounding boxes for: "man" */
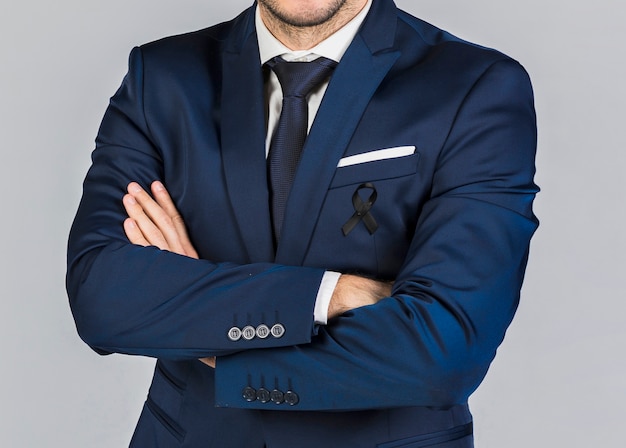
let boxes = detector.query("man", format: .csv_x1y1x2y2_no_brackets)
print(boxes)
67,0,539,446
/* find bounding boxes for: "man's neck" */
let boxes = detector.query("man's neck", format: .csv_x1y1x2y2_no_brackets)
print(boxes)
258,1,368,51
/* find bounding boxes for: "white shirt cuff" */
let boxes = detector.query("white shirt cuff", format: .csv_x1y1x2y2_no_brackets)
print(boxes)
314,271,341,325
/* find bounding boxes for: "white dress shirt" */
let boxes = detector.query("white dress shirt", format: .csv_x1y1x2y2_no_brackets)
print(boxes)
255,1,372,324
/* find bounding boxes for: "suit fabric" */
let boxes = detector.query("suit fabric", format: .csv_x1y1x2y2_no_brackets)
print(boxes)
67,0,539,446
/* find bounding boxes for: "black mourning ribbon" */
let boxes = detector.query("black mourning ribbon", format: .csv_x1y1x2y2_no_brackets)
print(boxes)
342,183,379,236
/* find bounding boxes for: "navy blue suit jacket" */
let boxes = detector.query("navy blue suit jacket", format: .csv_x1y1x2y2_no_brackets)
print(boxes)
67,0,538,446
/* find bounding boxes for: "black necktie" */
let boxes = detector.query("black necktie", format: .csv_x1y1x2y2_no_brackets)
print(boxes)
266,56,337,242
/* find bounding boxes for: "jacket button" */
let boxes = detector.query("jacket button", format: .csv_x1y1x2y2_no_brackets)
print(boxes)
270,324,285,338
257,387,271,403
228,327,242,341
284,390,299,406
242,386,257,402
256,324,270,339
270,389,284,404
242,325,256,340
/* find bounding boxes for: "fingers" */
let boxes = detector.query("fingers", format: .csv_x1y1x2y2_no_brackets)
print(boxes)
124,181,199,259
125,182,179,252
123,218,151,247
151,182,199,259
123,191,170,250
150,181,179,219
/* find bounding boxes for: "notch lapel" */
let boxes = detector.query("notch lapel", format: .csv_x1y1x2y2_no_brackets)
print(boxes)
221,11,275,262
276,0,402,265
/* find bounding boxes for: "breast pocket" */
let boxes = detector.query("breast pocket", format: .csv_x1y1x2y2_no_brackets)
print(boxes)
329,150,420,189
304,151,422,276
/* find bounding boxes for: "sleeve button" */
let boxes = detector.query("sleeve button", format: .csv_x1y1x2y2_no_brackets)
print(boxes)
270,389,284,404
257,387,271,403
242,325,256,340
284,390,299,406
242,386,257,402
270,324,285,338
256,324,270,339
228,327,242,341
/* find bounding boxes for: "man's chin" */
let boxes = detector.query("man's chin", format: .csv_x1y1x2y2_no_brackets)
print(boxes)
259,0,348,28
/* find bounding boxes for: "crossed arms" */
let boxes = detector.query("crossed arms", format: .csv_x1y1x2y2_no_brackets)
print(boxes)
122,180,393,368
66,49,538,409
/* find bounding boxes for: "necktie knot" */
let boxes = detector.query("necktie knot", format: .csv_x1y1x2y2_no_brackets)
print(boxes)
267,56,337,98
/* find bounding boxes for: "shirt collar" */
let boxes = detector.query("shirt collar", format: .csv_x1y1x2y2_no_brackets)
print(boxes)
255,0,372,64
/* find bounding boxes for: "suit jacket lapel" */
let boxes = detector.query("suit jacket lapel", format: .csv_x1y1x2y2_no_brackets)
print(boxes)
221,8,275,263
276,0,401,265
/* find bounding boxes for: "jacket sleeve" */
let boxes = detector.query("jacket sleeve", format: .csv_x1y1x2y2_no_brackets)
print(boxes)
66,47,325,359
213,59,540,410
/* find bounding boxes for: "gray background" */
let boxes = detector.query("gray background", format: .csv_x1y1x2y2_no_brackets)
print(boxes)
1,0,624,446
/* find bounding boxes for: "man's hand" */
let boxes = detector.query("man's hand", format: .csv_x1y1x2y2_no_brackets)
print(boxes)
328,274,392,319
123,181,216,367
123,181,199,259
199,357,216,368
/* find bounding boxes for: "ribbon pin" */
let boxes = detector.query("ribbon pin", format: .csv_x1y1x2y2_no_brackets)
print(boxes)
342,183,379,236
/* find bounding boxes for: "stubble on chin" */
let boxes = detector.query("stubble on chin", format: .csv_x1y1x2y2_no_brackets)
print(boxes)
258,0,349,28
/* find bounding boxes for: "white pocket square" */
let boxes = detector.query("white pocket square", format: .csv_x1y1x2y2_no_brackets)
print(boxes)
337,146,416,168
